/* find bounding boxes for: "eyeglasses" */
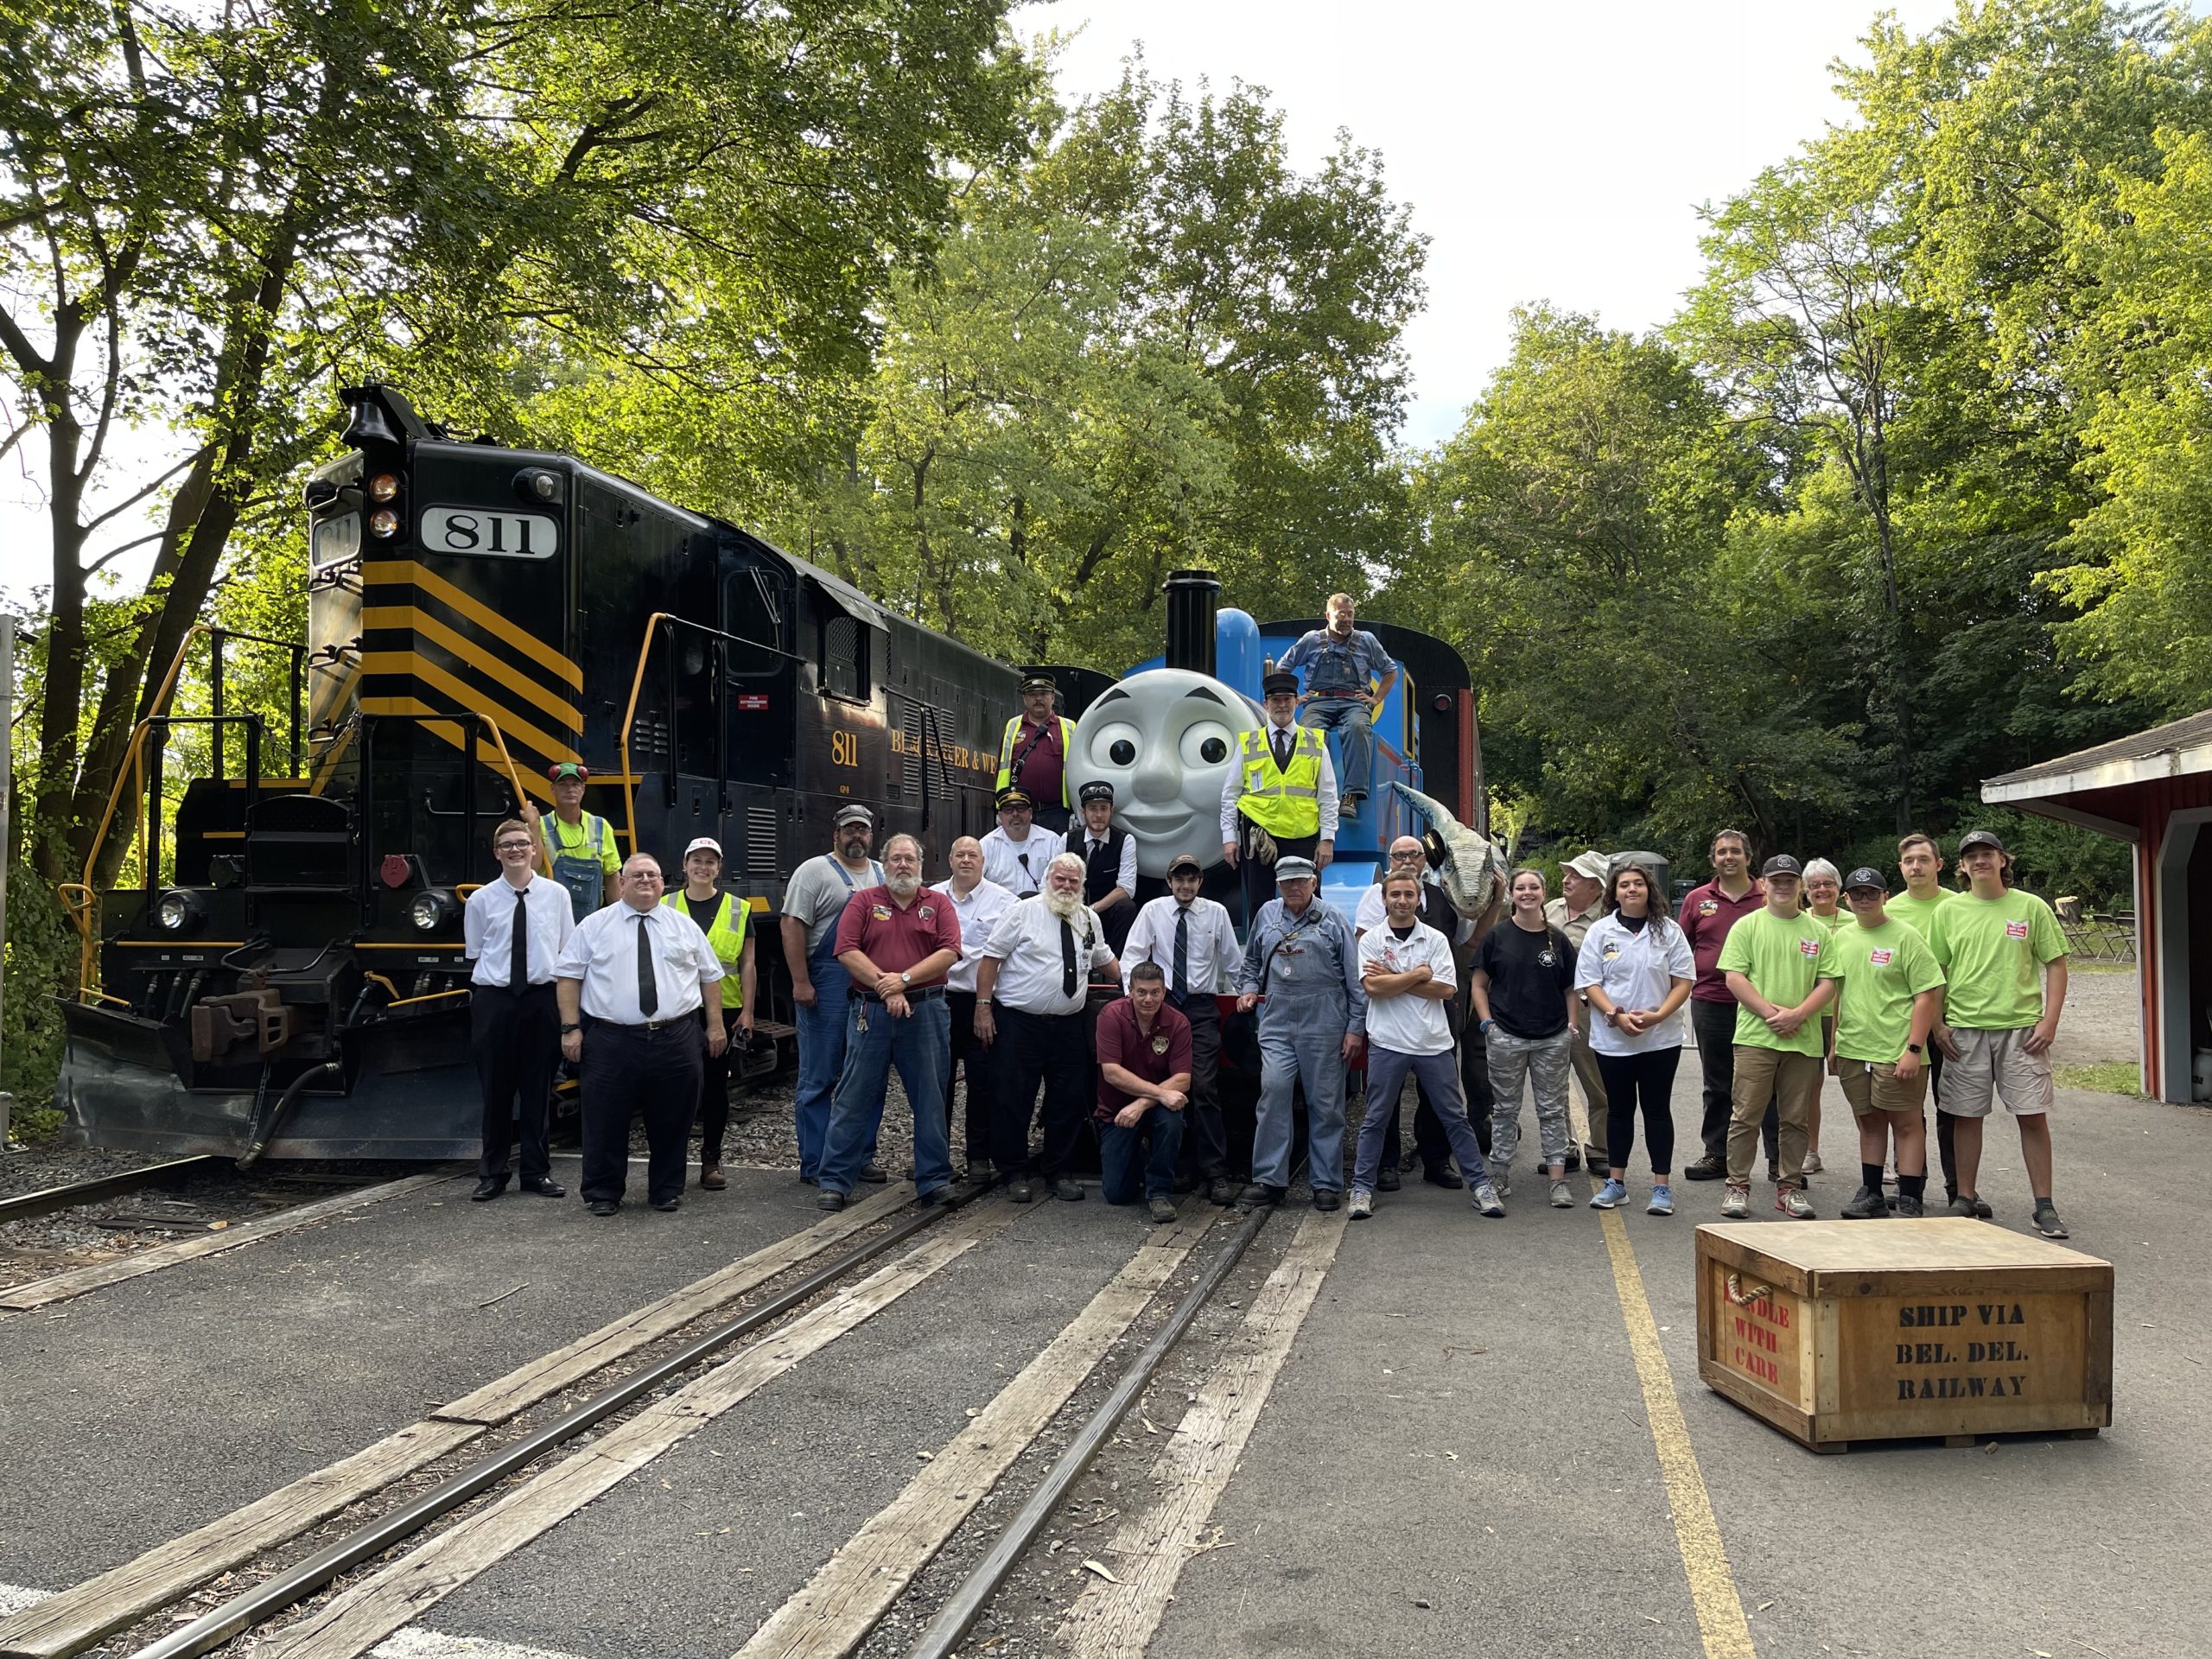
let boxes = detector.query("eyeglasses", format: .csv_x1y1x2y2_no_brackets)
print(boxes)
496,840,533,851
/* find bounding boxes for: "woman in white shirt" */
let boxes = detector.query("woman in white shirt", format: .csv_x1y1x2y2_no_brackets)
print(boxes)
1573,859,1694,1215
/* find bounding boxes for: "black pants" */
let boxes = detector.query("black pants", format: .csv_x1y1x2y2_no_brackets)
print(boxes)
946,989,995,1163
472,982,558,1183
1929,1043,1961,1197
581,1018,705,1206
1598,1046,1682,1176
1237,827,1319,919
1691,999,1776,1166
696,1007,739,1166
991,1005,1089,1179
1169,993,1228,1181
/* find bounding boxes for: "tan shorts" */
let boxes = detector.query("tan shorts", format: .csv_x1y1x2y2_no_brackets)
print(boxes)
1939,1027,2054,1118
1836,1057,1927,1117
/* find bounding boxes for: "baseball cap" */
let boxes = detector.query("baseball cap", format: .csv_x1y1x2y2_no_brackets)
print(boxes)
683,837,722,860
1564,850,1610,881
833,804,874,829
1166,852,1203,877
995,786,1034,810
1843,866,1887,893
548,761,589,781
1761,855,1803,879
1078,779,1116,804
1262,670,1299,697
1274,855,1319,882
1958,829,2007,855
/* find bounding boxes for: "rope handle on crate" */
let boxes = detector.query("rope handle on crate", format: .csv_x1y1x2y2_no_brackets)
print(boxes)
1725,1273,1774,1306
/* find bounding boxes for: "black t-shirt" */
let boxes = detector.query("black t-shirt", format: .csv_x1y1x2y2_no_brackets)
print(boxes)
1473,919,1575,1039
683,893,723,931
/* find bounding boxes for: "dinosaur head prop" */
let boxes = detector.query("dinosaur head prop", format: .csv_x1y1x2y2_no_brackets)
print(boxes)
1389,781,1507,920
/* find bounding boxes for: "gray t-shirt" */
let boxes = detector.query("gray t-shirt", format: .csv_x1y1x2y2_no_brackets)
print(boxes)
781,854,882,955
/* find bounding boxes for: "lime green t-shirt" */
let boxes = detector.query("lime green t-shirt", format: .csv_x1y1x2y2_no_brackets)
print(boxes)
1926,890,2067,1030
1885,887,1956,943
1808,908,1852,935
1714,906,1831,1055
1816,918,1946,1063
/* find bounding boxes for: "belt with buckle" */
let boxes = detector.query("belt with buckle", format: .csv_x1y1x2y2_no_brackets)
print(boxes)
594,1014,693,1033
860,984,945,1004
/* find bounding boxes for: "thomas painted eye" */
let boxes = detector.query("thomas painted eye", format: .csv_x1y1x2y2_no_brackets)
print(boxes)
1180,722,1233,769
1090,722,1141,769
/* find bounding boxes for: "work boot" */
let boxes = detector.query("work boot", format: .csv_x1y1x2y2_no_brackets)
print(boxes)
1312,1188,1340,1213
1208,1177,1237,1205
1422,1164,1462,1190
1840,1183,1888,1220
1007,1178,1034,1204
1376,1167,1402,1192
1045,1176,1085,1202
858,1162,889,1184
1236,1182,1283,1208
1684,1154,1726,1181
699,1165,726,1191
1147,1197,1178,1224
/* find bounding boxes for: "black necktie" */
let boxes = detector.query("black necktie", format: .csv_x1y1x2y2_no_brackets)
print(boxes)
1273,728,1291,771
1060,917,1078,1000
510,885,530,988
635,913,659,1018
1173,906,1190,999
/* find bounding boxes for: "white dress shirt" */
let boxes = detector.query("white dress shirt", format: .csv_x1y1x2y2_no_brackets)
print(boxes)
1121,894,1241,995
1218,715,1340,842
944,877,1017,993
983,897,1115,1016
463,873,576,987
1357,919,1458,1055
1077,829,1138,899
554,899,724,1023
980,824,1066,896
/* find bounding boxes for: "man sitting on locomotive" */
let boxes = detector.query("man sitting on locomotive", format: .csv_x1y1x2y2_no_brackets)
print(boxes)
1276,592,1397,809
981,786,1066,899
524,760,620,923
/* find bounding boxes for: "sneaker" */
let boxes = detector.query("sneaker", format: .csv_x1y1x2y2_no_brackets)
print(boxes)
1683,1155,1726,1182
1549,1179,1574,1209
1775,1187,1815,1219
1840,1184,1887,1220
1947,1194,1979,1218
1719,1185,1750,1218
1802,1152,1824,1175
1895,1192,1925,1217
1471,1181,1506,1217
1348,1188,1374,1220
1590,1178,1628,1210
2032,1200,2069,1239
1147,1197,1177,1224
1487,1160,1512,1199
1646,1183,1674,1217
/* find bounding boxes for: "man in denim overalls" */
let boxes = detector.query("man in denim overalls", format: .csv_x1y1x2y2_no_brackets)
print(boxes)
1275,594,1397,808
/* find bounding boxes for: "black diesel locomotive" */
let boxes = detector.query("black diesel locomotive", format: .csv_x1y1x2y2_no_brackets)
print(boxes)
58,385,1022,1160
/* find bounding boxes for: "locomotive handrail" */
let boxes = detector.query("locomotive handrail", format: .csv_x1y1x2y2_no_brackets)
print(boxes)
618,611,780,860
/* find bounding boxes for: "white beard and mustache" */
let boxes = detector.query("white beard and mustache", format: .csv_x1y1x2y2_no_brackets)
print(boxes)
1040,885,1086,925
886,872,922,901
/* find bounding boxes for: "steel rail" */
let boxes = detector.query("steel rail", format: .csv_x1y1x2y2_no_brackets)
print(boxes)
901,1189,1285,1659
124,1182,991,1659
0,1156,219,1226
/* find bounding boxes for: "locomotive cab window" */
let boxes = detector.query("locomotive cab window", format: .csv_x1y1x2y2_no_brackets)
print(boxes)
820,613,870,703
721,569,785,677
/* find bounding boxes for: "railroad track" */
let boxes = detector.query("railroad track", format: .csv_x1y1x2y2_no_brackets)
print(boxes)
0,1157,222,1227
0,1167,1336,1659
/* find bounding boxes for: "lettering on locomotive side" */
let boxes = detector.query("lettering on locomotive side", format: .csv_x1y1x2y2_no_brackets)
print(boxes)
830,731,859,767
886,727,1000,776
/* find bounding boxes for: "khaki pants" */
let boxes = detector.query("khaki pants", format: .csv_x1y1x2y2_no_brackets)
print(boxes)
1727,1046,1820,1188
1567,1024,1609,1157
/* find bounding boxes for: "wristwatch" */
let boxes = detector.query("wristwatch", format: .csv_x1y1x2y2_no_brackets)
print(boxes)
560,1022,582,1034
1906,1041,1923,1055
900,970,912,988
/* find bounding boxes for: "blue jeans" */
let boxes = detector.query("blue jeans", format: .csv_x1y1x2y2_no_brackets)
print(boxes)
1099,1105,1185,1203
1302,696,1375,799
1253,1004,1348,1192
821,995,952,1197
794,946,875,1181
1355,1045,1484,1192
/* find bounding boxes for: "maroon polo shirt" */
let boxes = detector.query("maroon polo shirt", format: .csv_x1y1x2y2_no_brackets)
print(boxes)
1094,997,1193,1121
1012,716,1066,807
1676,878,1766,1004
834,885,961,985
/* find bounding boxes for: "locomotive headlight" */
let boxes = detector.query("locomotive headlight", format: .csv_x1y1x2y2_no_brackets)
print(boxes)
367,473,400,503
154,888,207,936
368,508,400,537
514,467,563,505
407,889,458,931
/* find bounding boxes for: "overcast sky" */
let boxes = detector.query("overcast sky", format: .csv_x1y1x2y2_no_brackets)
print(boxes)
0,0,1957,607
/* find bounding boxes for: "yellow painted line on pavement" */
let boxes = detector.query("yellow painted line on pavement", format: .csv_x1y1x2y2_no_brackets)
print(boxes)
1595,1201,1757,1659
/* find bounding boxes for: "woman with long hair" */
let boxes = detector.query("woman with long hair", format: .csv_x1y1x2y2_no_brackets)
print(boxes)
1574,859,1695,1214
1471,866,1580,1208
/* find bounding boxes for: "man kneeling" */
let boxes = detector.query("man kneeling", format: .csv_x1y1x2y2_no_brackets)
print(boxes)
1095,963,1192,1224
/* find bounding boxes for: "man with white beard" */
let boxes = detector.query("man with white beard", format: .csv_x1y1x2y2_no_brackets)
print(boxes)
816,834,963,1212
975,852,1120,1203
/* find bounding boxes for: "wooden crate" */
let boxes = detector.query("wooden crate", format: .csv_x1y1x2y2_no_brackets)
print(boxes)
1695,1219,2113,1452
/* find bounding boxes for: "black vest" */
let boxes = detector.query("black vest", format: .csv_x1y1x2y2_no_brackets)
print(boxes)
1080,826,1132,904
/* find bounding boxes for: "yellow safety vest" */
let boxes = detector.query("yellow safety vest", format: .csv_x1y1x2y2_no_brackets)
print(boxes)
664,890,750,1009
995,715,1076,805
1236,725,1325,838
